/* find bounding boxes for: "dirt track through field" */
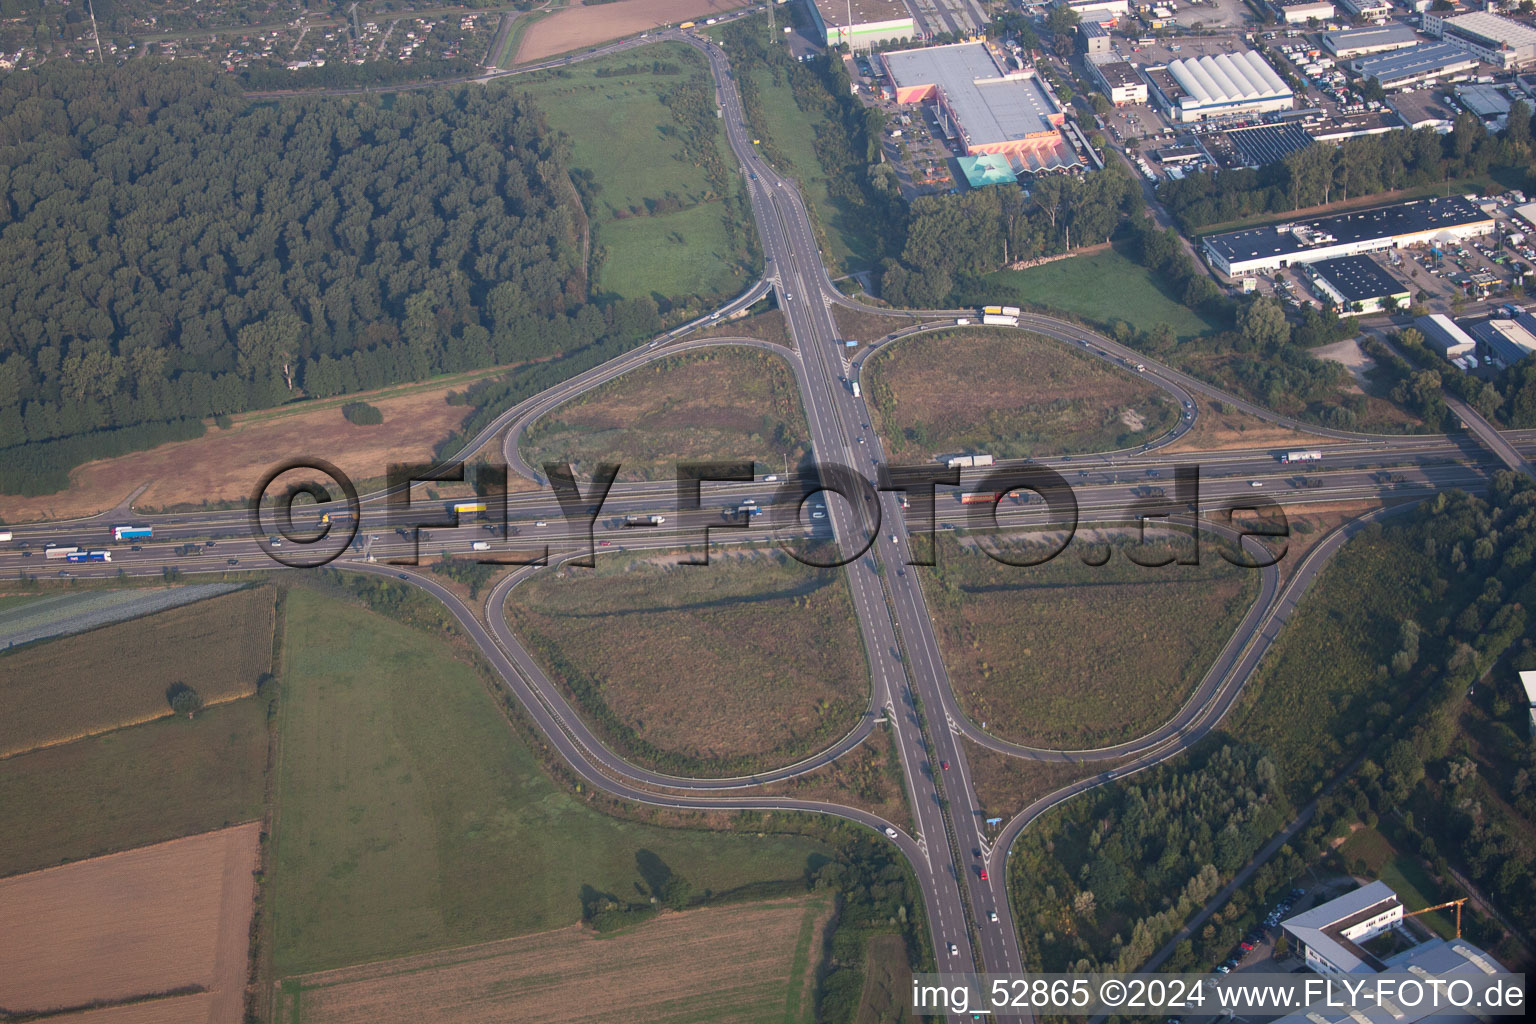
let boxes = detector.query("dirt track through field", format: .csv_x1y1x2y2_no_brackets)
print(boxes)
515,0,752,63
286,896,828,1023
0,823,260,1023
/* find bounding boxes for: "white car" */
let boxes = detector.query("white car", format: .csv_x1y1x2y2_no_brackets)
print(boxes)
948,943,958,956
884,826,898,838
989,910,998,923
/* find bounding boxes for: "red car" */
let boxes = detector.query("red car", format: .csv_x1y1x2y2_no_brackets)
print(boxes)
941,760,949,770
979,868,988,881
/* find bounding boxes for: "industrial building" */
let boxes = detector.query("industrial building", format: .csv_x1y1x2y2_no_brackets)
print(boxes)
1058,0,1129,26
1423,11,1536,71
1283,881,1403,975
806,0,917,51
1086,58,1148,106
1352,42,1480,90
1473,313,1536,367
1456,82,1516,126
1079,20,1110,57
881,42,1077,168
1520,669,1536,738
1307,255,1410,314
1145,51,1294,123
1335,0,1390,18
1414,313,1477,360
1271,0,1335,24
1322,23,1421,60
1202,196,1494,276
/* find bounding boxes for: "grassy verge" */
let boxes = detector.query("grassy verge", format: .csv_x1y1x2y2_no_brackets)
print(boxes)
503,549,869,776
864,328,1180,462
923,530,1257,748
269,585,829,975
976,249,1219,341
522,346,812,479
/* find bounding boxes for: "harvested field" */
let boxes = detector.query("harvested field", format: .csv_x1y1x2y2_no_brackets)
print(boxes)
0,697,269,878
522,347,811,481
504,548,869,774
0,586,275,757
281,897,830,1024
922,530,1258,748
865,329,1178,462
1163,401,1333,454
0,583,239,650
515,0,752,63
45,995,216,1024
855,933,919,1024
0,823,259,1023
0,379,474,523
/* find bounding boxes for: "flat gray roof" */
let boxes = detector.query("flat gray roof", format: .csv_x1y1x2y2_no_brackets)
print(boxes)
811,0,914,26
884,43,1062,145
1355,42,1479,83
1323,23,1420,52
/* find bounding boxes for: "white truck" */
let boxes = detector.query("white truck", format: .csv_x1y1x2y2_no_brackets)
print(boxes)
851,380,861,398
471,541,491,551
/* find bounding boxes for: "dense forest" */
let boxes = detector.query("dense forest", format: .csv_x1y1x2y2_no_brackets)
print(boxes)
0,59,668,494
1157,105,1536,232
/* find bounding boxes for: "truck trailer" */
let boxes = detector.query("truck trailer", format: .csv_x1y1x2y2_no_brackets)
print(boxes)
45,546,80,560
113,526,152,541
1280,450,1323,463
623,515,667,527
66,550,111,562
982,314,1018,326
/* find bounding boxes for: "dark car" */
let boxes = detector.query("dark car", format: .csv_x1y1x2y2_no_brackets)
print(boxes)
227,558,239,566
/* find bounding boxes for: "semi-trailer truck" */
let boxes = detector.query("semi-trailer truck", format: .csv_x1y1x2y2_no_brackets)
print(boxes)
45,546,80,560
623,515,667,527
113,526,152,541
66,550,111,562
851,381,861,398
453,501,488,516
982,314,1018,326
1281,450,1323,463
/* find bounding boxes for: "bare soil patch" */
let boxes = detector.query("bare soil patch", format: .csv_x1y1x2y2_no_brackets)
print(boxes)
1164,402,1335,454
515,0,753,63
283,896,829,1024
1313,338,1375,391
0,384,474,523
0,823,260,1022
0,587,275,758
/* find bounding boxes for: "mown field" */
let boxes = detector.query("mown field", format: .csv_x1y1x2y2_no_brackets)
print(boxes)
978,249,1218,341
504,550,869,775
864,329,1179,462
515,45,752,302
522,347,811,480
0,586,275,757
270,587,830,976
922,531,1258,748
0,697,269,878
280,896,828,1024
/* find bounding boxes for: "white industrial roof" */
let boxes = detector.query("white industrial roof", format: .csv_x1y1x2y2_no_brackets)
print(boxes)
1169,51,1290,107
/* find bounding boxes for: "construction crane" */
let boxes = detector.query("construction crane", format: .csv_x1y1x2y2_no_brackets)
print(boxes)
1401,898,1468,939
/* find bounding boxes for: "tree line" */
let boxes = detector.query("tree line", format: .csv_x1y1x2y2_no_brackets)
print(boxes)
0,58,668,494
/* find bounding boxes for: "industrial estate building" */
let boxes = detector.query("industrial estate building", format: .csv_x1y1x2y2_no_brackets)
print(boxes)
1335,0,1391,19
1079,20,1110,57
1145,51,1294,123
1423,11,1536,71
807,0,917,51
1086,58,1148,106
1271,0,1335,24
1058,0,1129,26
1322,23,1421,60
1283,880,1403,975
1415,313,1477,360
1278,882,1510,1024
1352,42,1481,90
1202,196,1494,276
1307,255,1411,315
882,42,1076,168
1473,313,1536,367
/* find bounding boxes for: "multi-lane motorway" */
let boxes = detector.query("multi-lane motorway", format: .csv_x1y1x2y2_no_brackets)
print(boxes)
8,24,1536,1023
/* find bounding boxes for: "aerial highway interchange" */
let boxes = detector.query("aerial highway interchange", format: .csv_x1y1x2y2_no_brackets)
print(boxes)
7,23,1536,1024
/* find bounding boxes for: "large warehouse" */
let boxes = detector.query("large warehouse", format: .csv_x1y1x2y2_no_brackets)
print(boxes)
1146,51,1293,123
1352,43,1480,91
1423,11,1536,71
1202,196,1494,276
807,0,917,51
881,42,1075,168
1322,23,1421,60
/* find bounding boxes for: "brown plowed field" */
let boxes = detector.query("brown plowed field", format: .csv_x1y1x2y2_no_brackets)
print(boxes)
515,0,753,63
283,896,829,1024
0,823,260,1023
